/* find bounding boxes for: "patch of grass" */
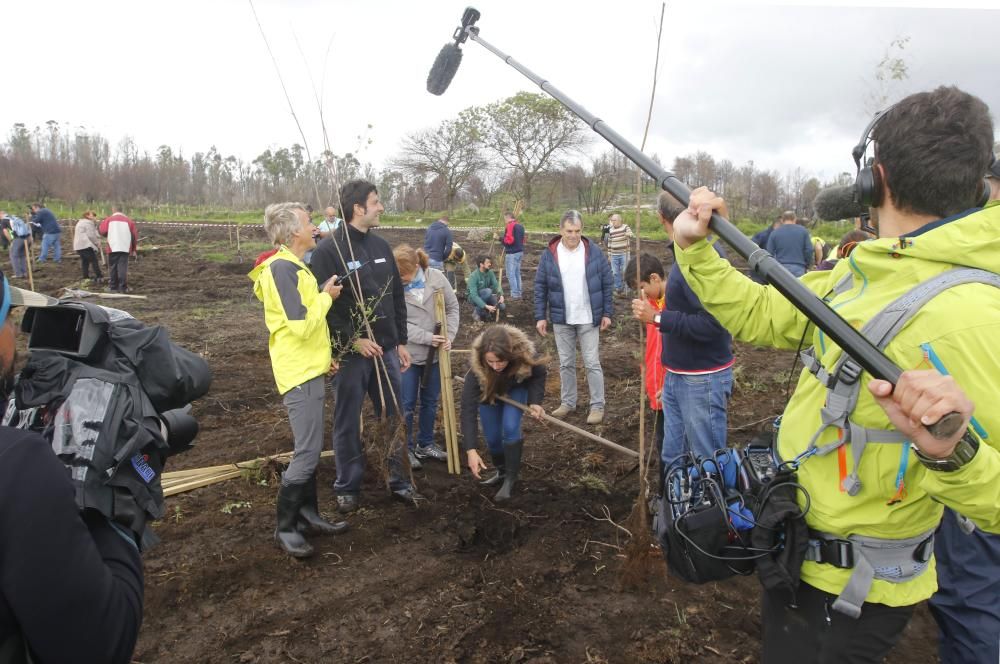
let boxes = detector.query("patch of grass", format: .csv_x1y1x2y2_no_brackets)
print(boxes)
221,500,252,514
571,473,611,495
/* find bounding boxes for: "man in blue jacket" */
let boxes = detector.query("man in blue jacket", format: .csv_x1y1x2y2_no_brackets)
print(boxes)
423,216,453,272
30,203,62,263
632,192,734,468
765,210,813,276
534,210,613,425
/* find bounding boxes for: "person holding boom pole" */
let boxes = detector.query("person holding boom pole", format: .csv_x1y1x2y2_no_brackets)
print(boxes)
460,324,546,501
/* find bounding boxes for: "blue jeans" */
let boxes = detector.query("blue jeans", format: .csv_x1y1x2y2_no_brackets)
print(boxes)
401,362,442,450
474,288,505,321
661,367,733,468
929,508,1000,664
504,252,523,298
478,386,527,454
38,232,61,262
610,253,628,291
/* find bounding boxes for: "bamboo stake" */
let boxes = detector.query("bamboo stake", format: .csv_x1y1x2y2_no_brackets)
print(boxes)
25,239,35,292
436,290,460,474
452,375,638,459
162,450,335,497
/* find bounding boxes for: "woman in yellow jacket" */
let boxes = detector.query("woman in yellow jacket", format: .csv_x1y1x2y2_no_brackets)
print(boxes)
249,202,346,558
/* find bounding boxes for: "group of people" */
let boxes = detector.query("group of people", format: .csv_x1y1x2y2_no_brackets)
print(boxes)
0,204,139,292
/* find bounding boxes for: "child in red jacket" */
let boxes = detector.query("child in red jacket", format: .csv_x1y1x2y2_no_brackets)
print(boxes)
626,253,667,490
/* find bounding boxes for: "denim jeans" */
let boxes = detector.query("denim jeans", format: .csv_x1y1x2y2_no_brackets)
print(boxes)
38,232,61,262
331,348,411,495
478,385,527,454
661,367,732,468
9,237,28,277
552,322,604,411
504,251,523,298
474,287,505,321
610,252,629,292
401,362,442,450
929,508,1000,664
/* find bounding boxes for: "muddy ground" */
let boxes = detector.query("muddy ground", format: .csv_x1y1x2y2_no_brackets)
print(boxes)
19,224,940,663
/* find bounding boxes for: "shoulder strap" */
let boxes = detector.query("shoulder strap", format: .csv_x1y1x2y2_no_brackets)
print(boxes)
803,267,1000,495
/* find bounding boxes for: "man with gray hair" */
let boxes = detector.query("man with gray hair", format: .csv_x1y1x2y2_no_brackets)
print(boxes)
534,210,613,425
249,202,348,558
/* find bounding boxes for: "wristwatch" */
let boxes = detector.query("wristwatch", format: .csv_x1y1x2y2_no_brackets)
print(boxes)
653,313,661,326
912,431,980,472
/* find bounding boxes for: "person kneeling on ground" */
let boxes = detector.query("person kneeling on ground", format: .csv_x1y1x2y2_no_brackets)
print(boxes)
249,201,348,558
467,255,505,322
461,324,546,502
394,244,459,469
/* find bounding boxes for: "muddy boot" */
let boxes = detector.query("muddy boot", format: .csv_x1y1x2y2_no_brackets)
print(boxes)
297,474,349,536
480,452,506,487
275,482,314,558
494,440,523,502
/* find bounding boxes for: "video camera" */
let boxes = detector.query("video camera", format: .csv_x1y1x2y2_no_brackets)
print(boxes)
3,301,212,549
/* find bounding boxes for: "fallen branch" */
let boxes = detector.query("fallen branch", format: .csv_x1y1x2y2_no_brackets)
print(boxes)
452,375,638,459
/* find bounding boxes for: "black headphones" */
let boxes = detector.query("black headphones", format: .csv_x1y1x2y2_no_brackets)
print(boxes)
853,103,993,210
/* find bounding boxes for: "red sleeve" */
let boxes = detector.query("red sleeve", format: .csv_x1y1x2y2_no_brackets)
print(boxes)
98,217,110,235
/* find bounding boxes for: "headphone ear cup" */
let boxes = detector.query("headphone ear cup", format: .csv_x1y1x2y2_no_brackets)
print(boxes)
855,164,877,208
976,178,990,207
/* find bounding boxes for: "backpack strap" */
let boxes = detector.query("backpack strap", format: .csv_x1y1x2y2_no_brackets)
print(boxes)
802,267,1000,496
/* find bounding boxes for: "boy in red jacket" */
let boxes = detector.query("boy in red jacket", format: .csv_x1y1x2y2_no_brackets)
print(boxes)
626,253,667,489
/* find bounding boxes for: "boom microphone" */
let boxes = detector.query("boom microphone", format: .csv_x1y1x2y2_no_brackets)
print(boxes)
427,43,463,96
813,184,864,221
426,7,481,95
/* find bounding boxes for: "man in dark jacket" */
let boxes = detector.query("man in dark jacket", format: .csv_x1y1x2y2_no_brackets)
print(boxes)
0,271,143,664
534,210,613,425
765,210,813,276
632,192,734,468
30,203,62,263
423,216,453,271
311,180,422,512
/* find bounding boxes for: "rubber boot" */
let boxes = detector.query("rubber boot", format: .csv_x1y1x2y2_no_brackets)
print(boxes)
297,474,349,536
494,440,523,502
480,452,506,487
275,482,314,558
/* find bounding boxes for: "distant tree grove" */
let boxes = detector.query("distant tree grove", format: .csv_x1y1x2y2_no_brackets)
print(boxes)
0,92,845,221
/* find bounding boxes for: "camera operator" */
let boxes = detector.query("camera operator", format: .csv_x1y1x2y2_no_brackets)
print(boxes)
0,269,143,663
669,87,999,662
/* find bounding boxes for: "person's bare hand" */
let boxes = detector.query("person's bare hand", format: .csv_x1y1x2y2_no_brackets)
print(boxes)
485,304,496,313
328,360,340,376
600,316,612,331
632,299,657,324
868,370,973,460
528,404,544,421
498,296,505,305
431,334,450,350
672,186,729,249
467,449,487,479
322,276,344,300
398,345,412,371
536,320,548,337
354,338,383,358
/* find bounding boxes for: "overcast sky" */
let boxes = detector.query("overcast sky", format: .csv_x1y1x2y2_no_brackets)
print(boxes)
4,1,997,186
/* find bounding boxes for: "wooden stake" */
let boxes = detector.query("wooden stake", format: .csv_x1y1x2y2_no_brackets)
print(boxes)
436,290,461,474
25,239,35,292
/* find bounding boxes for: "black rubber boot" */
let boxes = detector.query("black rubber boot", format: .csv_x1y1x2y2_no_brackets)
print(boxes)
480,452,506,487
297,474,349,536
275,482,314,558
494,440,523,502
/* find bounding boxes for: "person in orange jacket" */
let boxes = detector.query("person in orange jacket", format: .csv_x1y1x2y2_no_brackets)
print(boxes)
626,252,667,490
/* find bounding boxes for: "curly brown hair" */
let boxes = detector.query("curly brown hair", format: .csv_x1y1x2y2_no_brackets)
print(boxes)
470,324,545,404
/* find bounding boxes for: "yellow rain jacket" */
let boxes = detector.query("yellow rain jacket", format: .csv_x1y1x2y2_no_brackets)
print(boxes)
248,247,333,395
675,205,1000,606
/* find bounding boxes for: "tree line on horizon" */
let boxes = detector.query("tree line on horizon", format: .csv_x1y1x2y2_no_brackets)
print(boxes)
0,92,847,222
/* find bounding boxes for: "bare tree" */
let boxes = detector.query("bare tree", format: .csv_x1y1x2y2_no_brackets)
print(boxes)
396,118,485,211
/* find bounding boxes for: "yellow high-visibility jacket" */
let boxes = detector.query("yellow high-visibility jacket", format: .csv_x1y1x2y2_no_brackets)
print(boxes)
675,204,1000,606
248,246,333,395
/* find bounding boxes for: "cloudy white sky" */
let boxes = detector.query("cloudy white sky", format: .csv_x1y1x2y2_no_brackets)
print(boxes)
4,1,997,185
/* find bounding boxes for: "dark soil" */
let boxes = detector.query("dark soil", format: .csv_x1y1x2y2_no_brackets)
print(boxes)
20,224,940,662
